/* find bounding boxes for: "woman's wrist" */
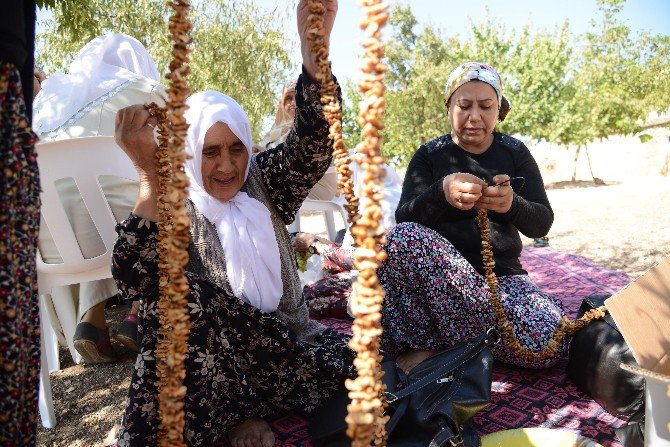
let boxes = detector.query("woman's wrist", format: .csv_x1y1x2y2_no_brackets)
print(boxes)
300,40,329,82
133,176,160,222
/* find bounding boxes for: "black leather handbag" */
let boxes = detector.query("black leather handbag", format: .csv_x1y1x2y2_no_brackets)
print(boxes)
566,294,645,447
310,328,499,447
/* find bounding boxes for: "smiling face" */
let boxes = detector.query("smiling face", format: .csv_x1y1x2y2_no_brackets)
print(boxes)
447,80,500,153
201,122,249,201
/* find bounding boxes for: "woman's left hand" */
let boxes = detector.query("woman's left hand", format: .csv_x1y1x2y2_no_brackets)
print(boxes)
297,0,338,80
476,174,514,213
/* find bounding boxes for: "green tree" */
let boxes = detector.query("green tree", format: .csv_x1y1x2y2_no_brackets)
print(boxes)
379,5,462,166
550,0,670,182
378,6,574,167
36,0,293,140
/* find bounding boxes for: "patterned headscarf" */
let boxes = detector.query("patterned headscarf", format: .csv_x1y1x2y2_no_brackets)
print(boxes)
444,61,511,121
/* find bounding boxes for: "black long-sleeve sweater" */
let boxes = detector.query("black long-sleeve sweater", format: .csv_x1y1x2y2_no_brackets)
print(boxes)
395,132,553,276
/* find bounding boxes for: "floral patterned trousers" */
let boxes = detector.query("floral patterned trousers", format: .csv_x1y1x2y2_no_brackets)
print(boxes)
378,222,567,369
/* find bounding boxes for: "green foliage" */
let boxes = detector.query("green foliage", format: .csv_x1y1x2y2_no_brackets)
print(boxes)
341,80,362,151
36,0,294,141
38,0,670,165
638,133,653,143
377,1,670,167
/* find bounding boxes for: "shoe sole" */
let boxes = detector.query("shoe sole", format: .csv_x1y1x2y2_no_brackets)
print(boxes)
114,334,139,353
73,339,117,364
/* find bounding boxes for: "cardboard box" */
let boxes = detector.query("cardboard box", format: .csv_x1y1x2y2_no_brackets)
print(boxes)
606,256,670,446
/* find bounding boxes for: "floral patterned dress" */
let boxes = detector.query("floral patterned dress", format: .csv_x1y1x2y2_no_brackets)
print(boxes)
114,72,355,446
0,63,41,446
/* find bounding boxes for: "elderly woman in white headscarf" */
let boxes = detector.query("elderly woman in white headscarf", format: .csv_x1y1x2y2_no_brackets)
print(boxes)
111,2,349,446
33,33,166,363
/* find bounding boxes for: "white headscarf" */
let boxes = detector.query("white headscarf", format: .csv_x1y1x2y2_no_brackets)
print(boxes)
184,91,283,313
34,33,160,133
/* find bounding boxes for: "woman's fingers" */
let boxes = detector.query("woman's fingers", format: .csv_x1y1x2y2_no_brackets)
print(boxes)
443,172,487,210
483,184,512,197
477,188,514,213
491,174,510,186
128,106,151,130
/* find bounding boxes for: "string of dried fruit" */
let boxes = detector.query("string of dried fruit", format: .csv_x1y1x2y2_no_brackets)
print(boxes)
476,208,606,362
306,0,359,225
145,1,193,445
344,1,391,446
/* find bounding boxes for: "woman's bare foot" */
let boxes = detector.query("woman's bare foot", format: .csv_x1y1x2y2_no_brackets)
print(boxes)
228,417,275,447
396,349,439,375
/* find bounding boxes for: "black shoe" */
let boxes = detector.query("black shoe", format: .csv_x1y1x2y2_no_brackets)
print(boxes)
73,322,117,364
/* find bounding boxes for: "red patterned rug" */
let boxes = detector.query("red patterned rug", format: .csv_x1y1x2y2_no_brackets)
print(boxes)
217,247,632,447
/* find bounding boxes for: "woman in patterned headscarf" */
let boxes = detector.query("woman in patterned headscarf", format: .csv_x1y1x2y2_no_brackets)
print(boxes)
378,61,564,372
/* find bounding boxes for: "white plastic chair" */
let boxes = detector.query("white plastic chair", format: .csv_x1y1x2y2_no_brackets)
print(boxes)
35,136,139,428
290,199,348,241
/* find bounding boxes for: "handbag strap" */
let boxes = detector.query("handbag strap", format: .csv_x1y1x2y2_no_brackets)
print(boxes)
385,328,500,404
429,423,463,447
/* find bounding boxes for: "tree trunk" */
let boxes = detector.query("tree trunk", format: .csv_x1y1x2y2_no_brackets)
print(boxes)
571,145,581,182
661,147,670,176
584,146,605,185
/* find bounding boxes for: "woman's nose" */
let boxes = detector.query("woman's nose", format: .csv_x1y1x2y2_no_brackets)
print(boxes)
216,155,234,173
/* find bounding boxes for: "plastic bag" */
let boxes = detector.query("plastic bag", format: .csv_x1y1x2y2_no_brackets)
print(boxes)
297,253,324,288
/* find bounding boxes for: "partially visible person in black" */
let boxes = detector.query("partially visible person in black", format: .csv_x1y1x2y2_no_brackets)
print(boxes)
1,0,37,118
0,0,42,444
378,62,566,374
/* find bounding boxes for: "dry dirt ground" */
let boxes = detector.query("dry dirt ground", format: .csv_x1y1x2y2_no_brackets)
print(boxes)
36,138,670,446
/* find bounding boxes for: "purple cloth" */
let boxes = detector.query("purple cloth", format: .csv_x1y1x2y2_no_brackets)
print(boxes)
216,247,632,447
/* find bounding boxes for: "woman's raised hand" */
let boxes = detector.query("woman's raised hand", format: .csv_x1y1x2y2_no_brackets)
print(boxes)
476,174,514,213
443,172,487,210
297,0,338,80
114,105,159,179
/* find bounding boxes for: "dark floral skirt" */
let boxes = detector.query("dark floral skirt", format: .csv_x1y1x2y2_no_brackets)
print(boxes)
0,62,41,446
118,274,355,447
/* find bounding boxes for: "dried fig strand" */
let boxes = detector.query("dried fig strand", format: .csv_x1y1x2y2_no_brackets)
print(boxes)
306,0,360,226
307,0,391,445
143,1,193,445
476,208,606,363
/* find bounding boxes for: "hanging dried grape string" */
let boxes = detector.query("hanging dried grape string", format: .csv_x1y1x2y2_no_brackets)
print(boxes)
143,1,193,445
306,0,359,226
476,208,607,362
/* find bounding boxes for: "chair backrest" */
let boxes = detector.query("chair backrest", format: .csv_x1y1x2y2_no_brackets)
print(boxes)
36,136,139,286
299,198,348,241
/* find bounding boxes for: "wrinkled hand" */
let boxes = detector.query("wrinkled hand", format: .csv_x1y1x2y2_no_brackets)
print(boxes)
292,232,316,253
297,0,338,80
443,173,487,211
476,174,514,213
114,105,159,178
